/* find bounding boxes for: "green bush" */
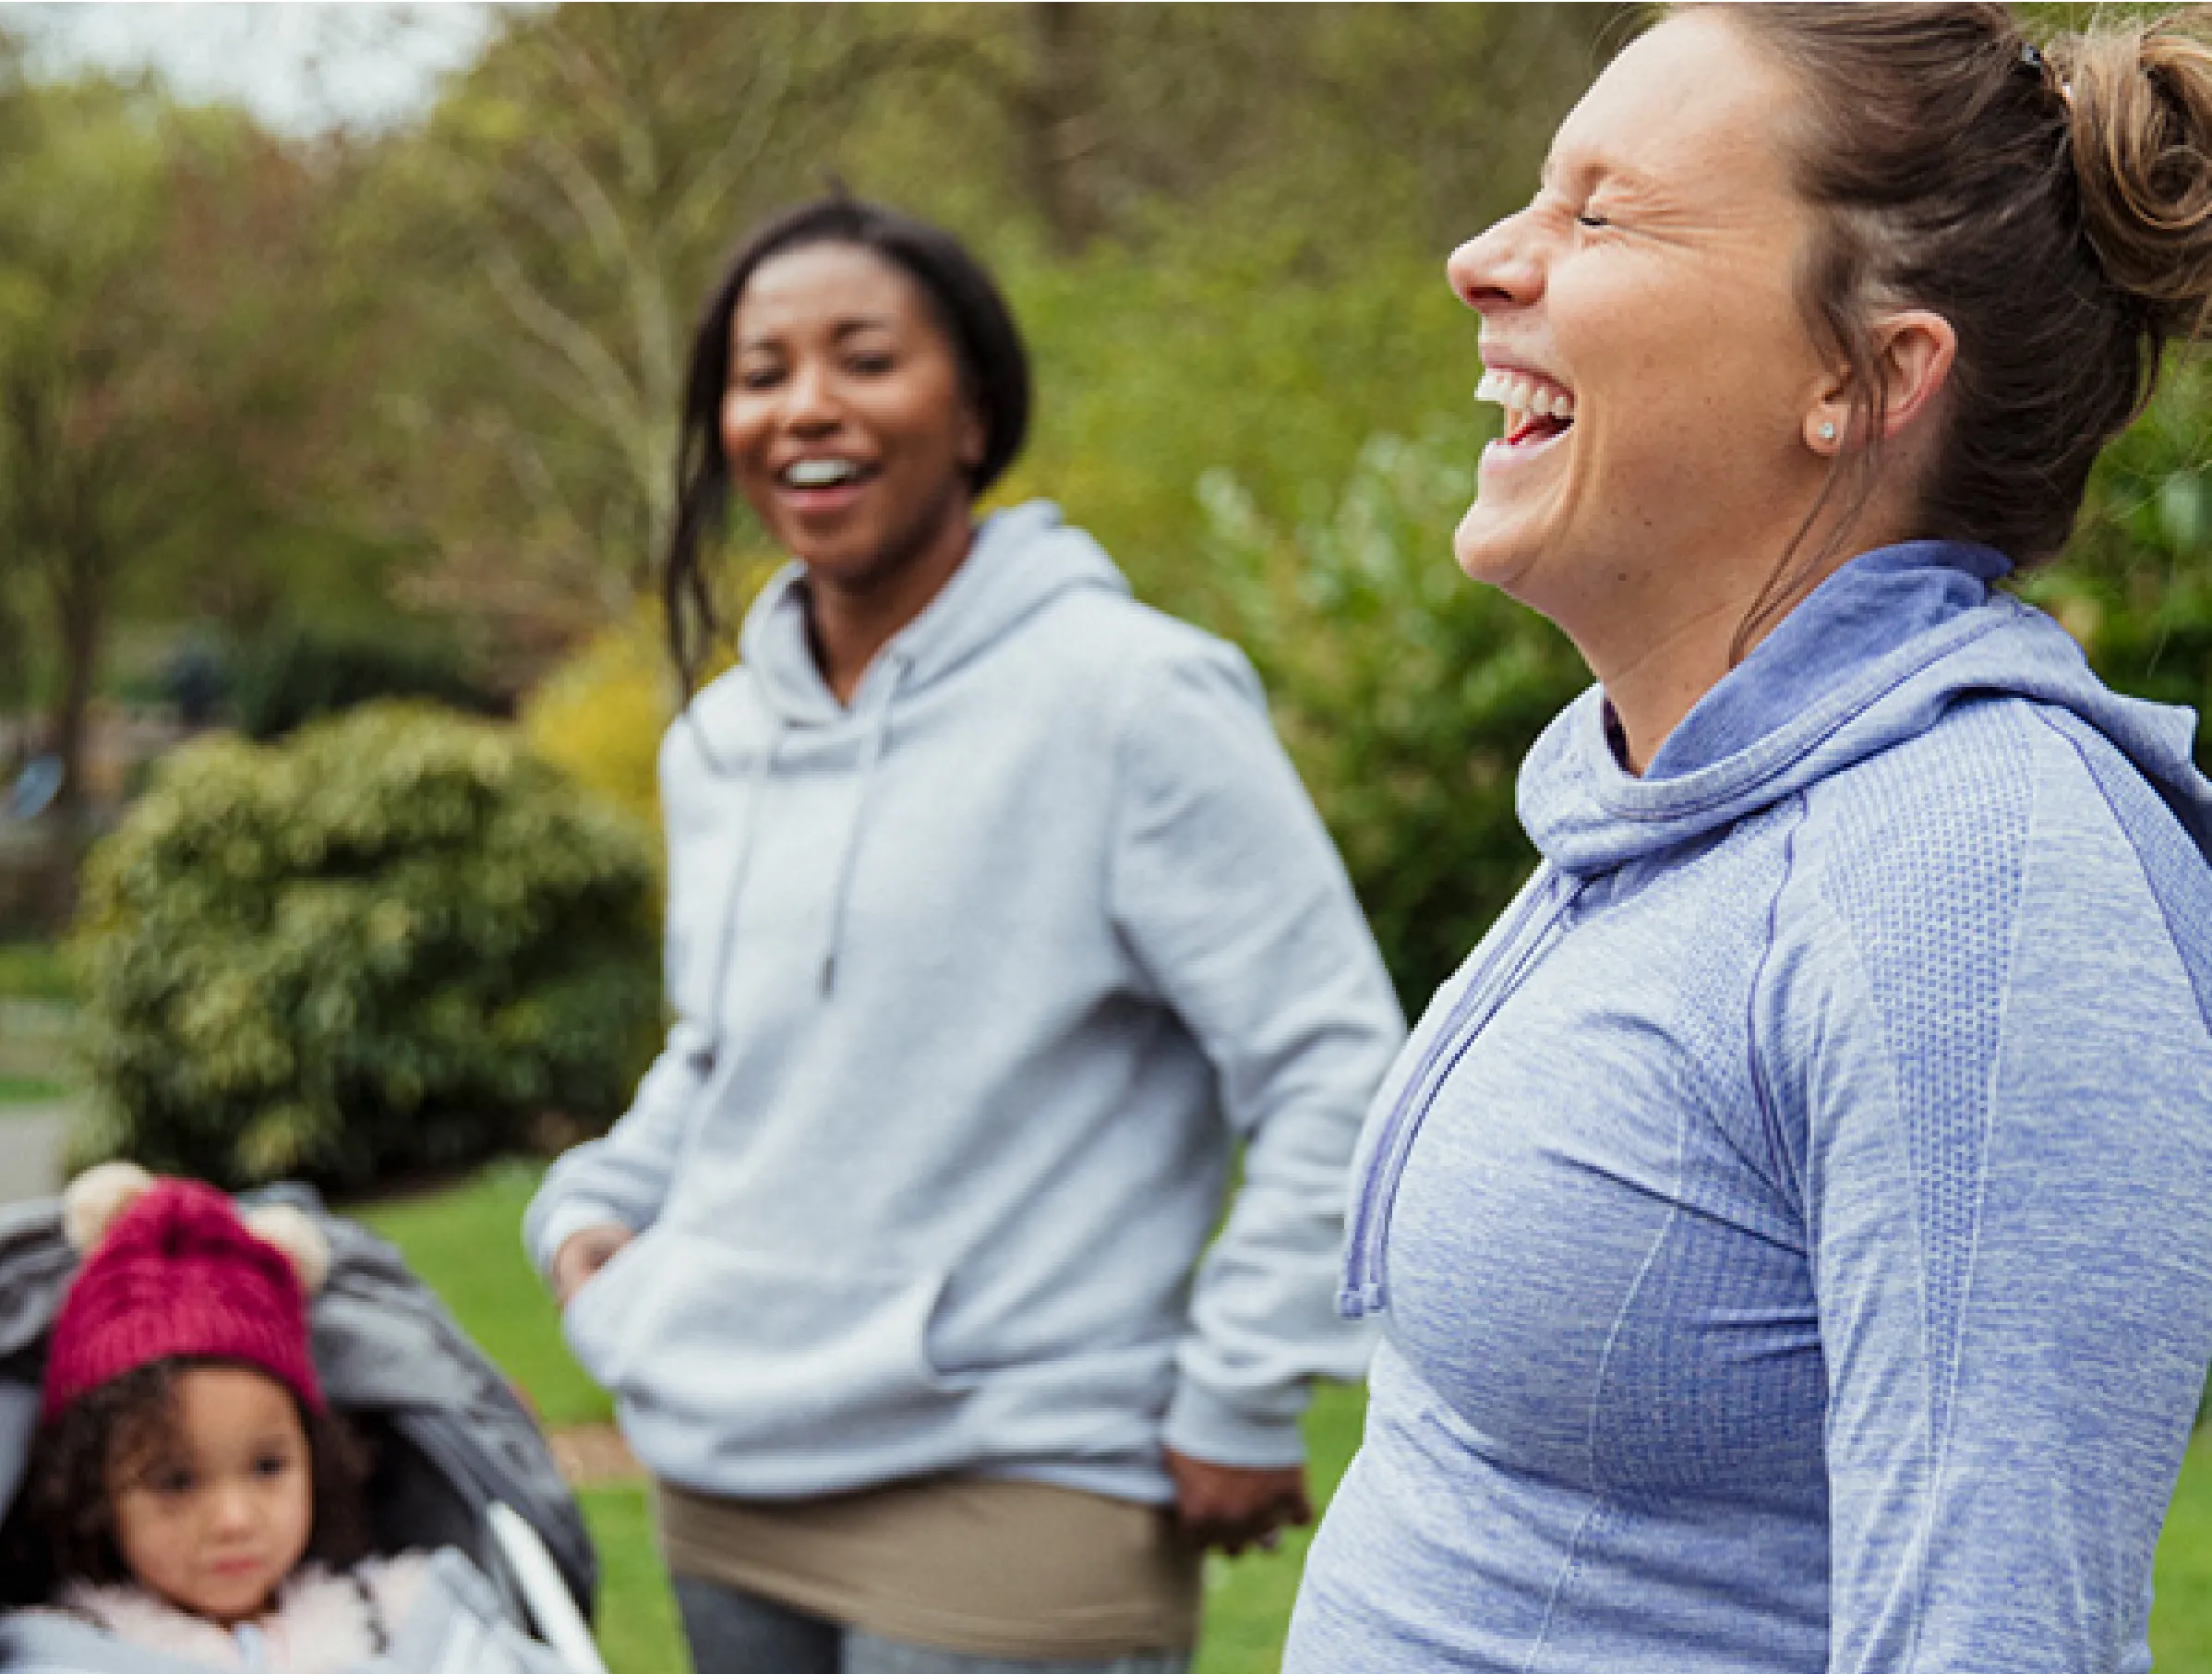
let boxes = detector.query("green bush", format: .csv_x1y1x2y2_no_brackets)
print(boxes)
230,622,507,741
69,702,660,1188
1204,430,1590,1014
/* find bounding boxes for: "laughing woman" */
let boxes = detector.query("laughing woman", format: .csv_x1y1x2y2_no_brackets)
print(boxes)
523,199,1404,1674
1290,6,2212,1673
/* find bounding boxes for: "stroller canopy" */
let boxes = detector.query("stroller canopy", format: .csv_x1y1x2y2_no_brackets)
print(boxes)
0,1184,595,1628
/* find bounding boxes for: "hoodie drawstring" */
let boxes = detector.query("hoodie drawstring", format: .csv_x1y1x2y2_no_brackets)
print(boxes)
691,712,782,1059
820,653,908,996
1339,867,1590,1319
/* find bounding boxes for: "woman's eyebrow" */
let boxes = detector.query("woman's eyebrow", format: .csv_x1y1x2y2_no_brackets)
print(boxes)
735,316,896,353
1543,146,1653,201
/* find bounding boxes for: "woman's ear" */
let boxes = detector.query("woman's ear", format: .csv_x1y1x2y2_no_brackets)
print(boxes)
1808,309,1957,452
957,395,987,476
1866,308,1957,440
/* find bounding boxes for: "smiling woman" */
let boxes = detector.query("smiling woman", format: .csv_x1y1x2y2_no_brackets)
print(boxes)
1286,6,2212,1673
662,207,1032,710
523,199,1407,1674
719,244,983,642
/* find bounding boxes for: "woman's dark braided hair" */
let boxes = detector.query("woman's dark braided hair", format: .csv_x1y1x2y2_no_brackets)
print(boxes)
0,1357,372,1606
664,197,1033,701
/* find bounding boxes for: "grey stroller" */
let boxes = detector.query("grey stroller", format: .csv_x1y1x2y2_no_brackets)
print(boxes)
0,1185,607,1674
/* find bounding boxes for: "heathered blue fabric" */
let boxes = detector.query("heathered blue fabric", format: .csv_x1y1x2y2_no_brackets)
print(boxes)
523,501,1403,1505
1289,540,2212,1673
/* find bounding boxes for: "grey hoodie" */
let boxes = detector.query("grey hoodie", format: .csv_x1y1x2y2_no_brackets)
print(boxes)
525,501,1404,1503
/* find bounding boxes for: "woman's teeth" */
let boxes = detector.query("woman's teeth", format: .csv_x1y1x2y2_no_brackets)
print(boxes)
1475,369,1577,424
784,458,862,488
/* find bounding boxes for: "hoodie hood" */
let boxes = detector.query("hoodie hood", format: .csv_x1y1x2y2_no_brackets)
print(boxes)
1521,539,2212,878
702,500,1130,994
737,499,1130,728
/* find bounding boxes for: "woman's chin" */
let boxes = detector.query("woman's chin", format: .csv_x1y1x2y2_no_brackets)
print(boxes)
1453,502,1545,596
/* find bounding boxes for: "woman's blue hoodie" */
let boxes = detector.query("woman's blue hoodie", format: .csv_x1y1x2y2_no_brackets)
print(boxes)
1289,541,2212,1672
523,502,1404,1505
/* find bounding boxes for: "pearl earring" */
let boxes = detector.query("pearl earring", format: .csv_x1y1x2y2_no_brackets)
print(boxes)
1817,421,1837,444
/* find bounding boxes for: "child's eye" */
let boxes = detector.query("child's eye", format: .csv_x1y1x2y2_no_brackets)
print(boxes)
149,1468,195,1497
252,1451,295,1480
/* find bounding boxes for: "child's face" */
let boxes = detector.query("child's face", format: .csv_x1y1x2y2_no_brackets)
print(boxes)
106,1367,315,1626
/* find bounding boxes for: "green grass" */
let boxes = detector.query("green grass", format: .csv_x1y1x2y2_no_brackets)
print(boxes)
578,1485,686,1674
2157,1433,2212,1668
0,1074,66,1106
0,943,72,1004
352,1159,612,1428
363,1163,2212,1674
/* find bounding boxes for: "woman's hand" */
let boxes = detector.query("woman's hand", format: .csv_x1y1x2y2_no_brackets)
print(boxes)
1163,1447,1313,1556
550,1223,634,1308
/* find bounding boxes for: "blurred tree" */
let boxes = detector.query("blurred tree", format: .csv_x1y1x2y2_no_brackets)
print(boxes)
0,67,170,813
0,53,409,806
353,4,882,676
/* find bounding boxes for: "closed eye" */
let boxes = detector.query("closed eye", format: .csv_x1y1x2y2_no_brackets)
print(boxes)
1576,213,1610,230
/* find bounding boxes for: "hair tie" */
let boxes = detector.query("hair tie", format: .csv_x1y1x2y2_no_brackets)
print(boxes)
2020,38,2075,111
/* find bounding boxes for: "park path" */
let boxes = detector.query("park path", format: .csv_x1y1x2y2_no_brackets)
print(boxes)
0,1102,68,1206
547,1422,643,1486
0,997,74,1207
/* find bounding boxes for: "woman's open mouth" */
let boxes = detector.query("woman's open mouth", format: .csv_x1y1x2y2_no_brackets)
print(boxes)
775,456,881,513
1477,368,1576,452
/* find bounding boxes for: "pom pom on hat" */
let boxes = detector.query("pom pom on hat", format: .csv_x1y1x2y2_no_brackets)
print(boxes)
241,1203,331,1297
42,1171,325,1423
62,1161,154,1255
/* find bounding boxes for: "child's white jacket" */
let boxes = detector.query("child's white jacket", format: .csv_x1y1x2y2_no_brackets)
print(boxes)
0,1550,568,1674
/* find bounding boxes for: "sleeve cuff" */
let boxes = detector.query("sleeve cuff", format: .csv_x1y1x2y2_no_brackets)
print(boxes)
527,1198,634,1278
1161,1378,1308,1470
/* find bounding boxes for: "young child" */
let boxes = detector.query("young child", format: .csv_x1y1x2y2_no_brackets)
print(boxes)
0,1164,559,1673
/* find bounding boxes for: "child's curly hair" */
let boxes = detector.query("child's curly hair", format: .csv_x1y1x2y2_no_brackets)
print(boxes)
0,1356,373,1604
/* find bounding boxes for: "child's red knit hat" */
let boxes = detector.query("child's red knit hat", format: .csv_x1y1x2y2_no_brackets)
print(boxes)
41,1166,328,1422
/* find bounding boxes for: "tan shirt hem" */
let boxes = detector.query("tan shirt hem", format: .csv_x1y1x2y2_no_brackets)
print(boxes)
655,1475,1202,1660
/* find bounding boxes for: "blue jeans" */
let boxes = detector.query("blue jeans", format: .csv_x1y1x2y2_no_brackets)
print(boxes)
670,1577,1192,1674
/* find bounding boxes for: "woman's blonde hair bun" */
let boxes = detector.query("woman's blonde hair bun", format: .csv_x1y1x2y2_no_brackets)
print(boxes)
2053,12,2212,337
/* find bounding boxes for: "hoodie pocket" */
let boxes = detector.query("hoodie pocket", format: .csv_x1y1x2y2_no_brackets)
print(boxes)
560,1232,956,1434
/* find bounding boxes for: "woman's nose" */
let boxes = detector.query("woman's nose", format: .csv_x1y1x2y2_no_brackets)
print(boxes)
782,359,842,431
1448,213,1543,315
